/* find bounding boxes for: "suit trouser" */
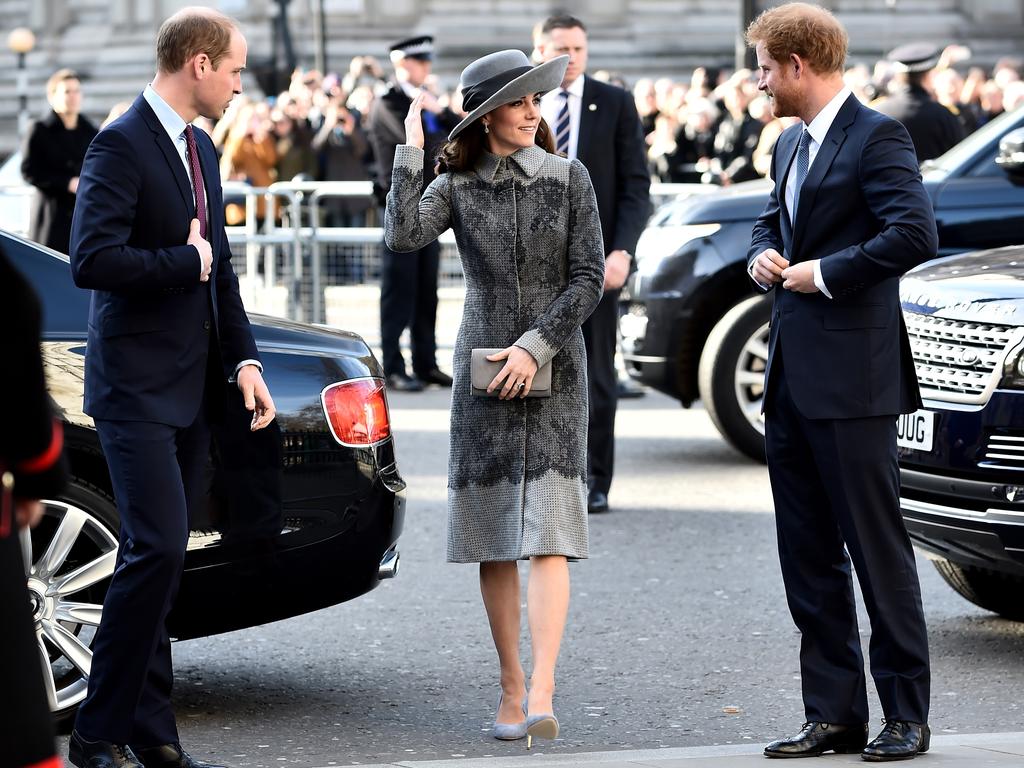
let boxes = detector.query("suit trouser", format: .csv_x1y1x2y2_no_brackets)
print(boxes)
1,531,57,767
75,413,210,747
379,237,440,378
764,352,930,725
583,288,620,495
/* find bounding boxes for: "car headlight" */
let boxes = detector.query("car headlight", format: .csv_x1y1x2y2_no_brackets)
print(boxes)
634,223,722,279
999,341,1024,389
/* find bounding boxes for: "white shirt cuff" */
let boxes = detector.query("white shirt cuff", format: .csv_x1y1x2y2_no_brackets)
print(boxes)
747,260,771,292
230,359,262,383
813,260,833,299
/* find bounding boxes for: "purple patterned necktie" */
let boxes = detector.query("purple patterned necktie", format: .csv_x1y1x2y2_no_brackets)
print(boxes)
184,124,207,239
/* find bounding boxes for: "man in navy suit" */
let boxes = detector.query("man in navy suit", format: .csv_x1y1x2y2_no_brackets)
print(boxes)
533,14,651,514
746,3,936,761
69,8,275,768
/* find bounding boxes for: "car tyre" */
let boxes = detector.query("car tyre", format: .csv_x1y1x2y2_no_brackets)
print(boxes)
26,479,119,724
698,294,771,463
932,559,1024,621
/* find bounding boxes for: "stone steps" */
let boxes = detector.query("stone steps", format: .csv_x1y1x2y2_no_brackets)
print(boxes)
2,0,1022,156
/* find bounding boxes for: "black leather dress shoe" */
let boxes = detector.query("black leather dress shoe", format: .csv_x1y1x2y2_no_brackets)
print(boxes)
587,489,609,513
386,373,424,392
416,368,454,387
68,731,143,768
764,721,869,758
862,720,930,761
134,743,227,768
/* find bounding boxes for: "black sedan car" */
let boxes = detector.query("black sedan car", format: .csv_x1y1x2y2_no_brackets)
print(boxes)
622,105,1024,460
899,244,1024,621
8,229,406,720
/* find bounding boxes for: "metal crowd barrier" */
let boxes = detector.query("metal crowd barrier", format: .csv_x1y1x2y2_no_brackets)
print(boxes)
2,179,710,324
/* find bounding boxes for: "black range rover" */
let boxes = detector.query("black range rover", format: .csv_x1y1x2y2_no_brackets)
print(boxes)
899,244,1024,620
622,105,1024,461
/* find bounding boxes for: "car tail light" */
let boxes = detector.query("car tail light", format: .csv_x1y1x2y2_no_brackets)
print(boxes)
320,378,391,447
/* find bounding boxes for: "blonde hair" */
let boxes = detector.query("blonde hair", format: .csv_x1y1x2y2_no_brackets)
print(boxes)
745,2,848,75
46,68,79,97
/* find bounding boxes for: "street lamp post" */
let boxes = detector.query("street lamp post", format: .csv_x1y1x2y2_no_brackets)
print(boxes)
8,27,36,140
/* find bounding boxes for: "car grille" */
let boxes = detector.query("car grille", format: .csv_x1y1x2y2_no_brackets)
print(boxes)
904,311,1022,405
979,432,1024,471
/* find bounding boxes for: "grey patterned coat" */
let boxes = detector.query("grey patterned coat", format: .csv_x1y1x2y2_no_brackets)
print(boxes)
385,143,605,563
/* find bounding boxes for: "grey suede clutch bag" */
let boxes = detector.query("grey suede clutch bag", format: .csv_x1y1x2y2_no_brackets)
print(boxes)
470,348,552,397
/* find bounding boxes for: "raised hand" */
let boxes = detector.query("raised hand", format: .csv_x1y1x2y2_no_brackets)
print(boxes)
188,218,213,282
404,92,425,150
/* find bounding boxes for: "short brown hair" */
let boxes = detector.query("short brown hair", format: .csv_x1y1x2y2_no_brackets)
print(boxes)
745,2,848,75
540,14,587,36
436,117,556,175
156,7,237,74
46,69,79,97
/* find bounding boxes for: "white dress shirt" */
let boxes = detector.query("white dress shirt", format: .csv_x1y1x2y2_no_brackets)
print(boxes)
540,74,585,160
143,85,210,230
751,86,853,298
143,85,261,381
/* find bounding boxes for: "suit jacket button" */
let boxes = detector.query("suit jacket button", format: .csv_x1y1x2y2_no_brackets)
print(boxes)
203,320,211,330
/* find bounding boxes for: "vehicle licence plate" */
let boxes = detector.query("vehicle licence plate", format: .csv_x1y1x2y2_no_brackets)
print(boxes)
896,410,934,452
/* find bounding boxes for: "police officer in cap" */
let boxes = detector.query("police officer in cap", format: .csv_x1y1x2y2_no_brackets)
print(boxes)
368,35,460,391
873,42,965,162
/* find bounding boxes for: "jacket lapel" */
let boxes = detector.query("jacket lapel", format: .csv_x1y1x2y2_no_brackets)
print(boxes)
775,128,799,243
134,94,195,217
576,76,599,162
196,131,219,267
792,94,860,252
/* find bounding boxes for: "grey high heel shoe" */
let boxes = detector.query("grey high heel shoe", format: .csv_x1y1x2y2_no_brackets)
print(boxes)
526,713,559,749
492,694,528,741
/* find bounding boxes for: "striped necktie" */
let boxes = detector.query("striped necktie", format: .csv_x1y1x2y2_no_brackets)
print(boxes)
554,90,571,156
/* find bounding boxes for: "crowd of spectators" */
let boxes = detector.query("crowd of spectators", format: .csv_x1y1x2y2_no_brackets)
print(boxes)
84,43,1024,221
631,44,1023,186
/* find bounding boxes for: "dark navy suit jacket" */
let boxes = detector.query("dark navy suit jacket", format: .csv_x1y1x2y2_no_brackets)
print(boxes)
575,75,651,259
70,94,258,428
747,94,938,420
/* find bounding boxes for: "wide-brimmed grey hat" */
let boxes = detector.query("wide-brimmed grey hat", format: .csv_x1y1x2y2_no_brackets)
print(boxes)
449,50,569,140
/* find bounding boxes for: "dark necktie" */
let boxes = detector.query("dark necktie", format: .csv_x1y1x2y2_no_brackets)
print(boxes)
792,128,811,221
555,90,571,156
184,124,207,239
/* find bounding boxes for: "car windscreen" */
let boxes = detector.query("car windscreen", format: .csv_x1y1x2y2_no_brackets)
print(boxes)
2,232,89,336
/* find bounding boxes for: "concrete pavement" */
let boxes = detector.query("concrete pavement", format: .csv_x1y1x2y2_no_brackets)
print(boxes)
345,732,1024,767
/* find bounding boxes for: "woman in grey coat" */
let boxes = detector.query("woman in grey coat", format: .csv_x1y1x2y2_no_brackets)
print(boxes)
385,50,604,746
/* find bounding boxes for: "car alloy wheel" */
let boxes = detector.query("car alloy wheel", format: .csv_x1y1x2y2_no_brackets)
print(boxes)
27,487,118,717
697,295,771,462
732,322,770,439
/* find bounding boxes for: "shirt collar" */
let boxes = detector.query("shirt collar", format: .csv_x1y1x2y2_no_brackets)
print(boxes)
398,79,420,100
542,73,585,103
803,86,852,146
143,84,188,144
562,74,585,99
475,144,547,182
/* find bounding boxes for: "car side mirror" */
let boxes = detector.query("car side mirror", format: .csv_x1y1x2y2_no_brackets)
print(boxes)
996,127,1024,178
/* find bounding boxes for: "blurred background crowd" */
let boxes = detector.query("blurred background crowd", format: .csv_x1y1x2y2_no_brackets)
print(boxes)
74,42,1022,223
